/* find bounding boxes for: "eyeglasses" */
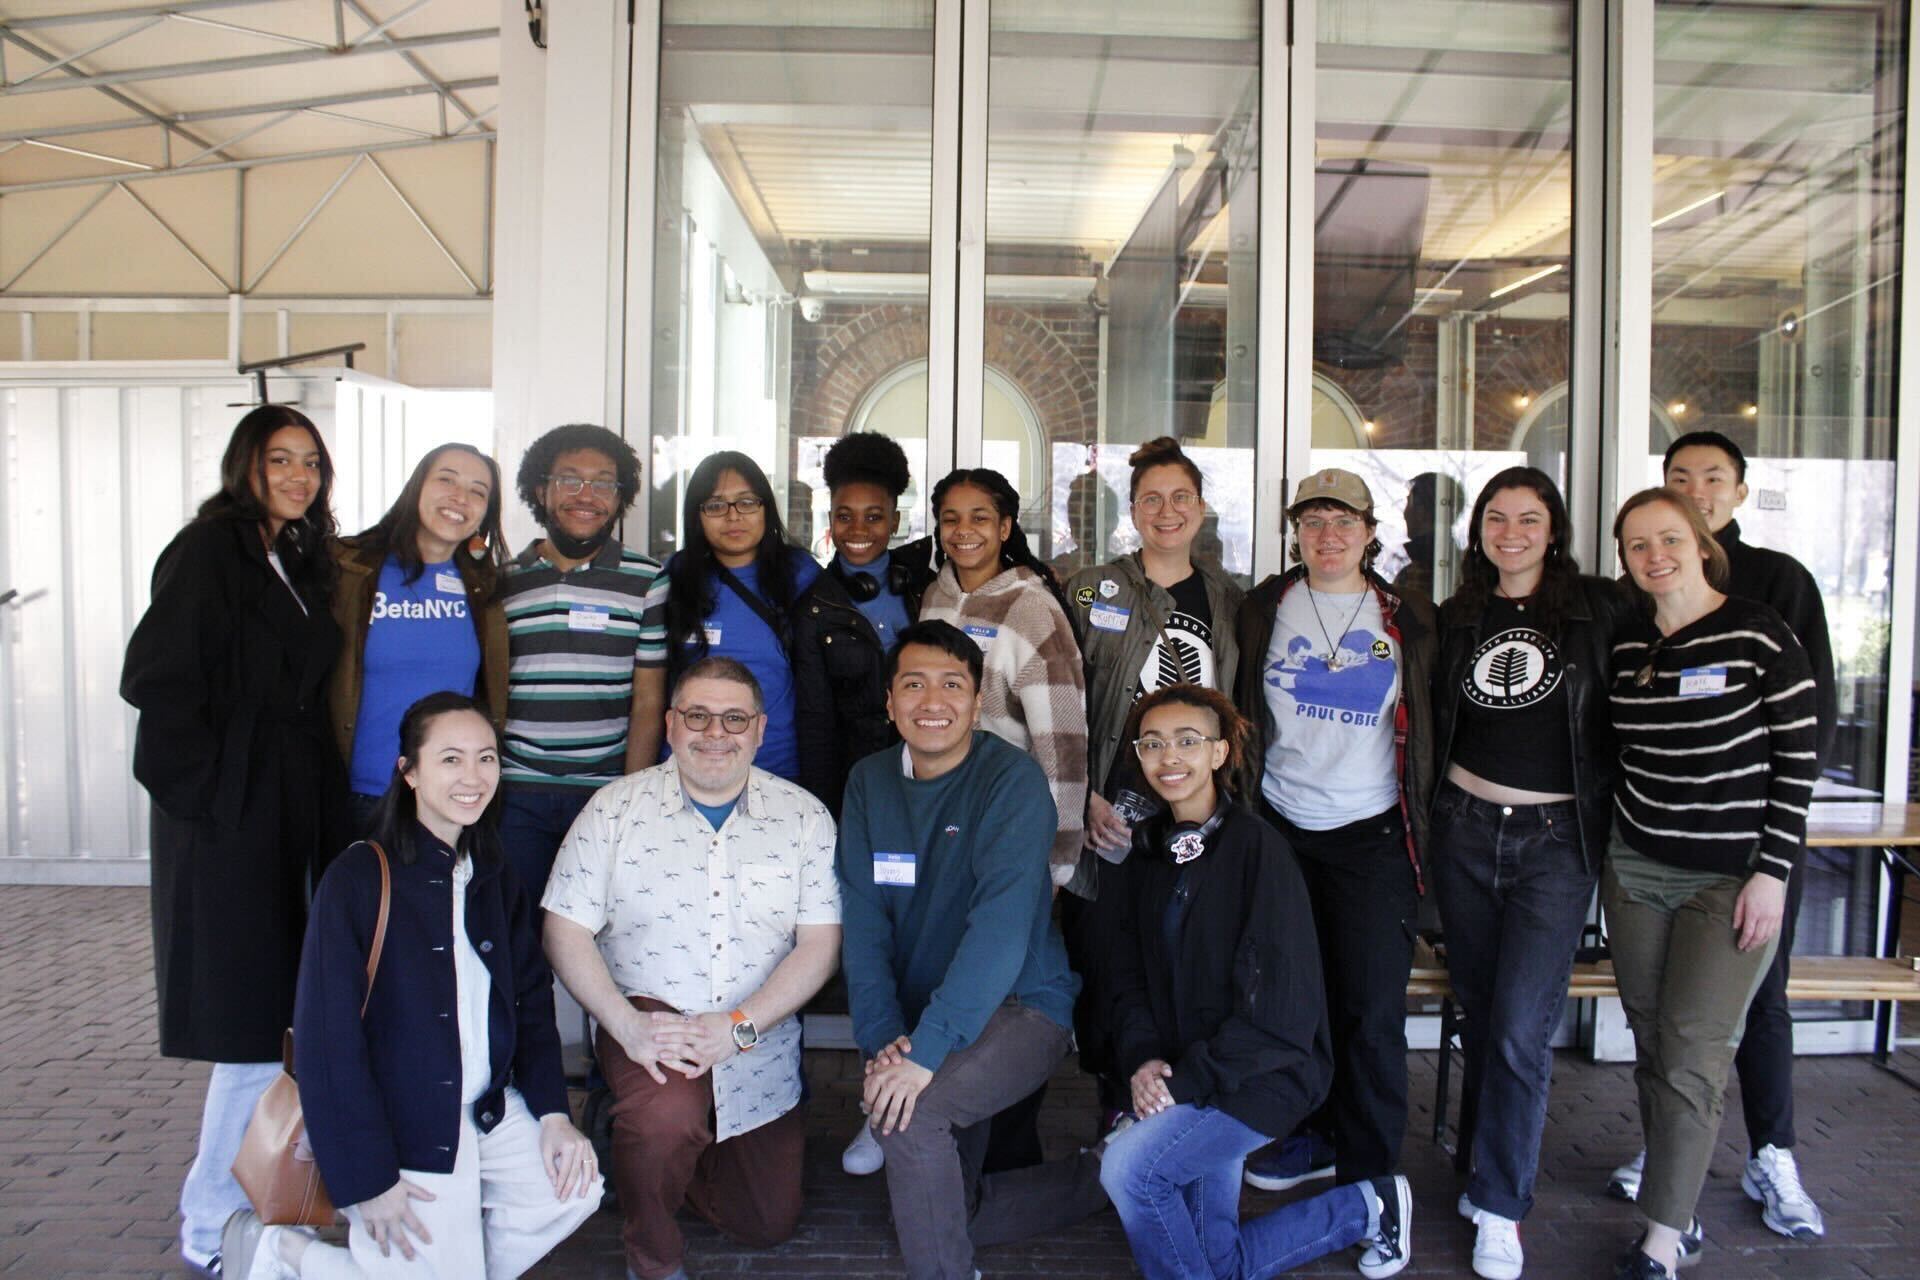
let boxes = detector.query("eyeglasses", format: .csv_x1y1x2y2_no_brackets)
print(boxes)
698,497,765,518
1298,515,1365,534
1132,733,1222,759
1134,491,1199,513
673,708,759,734
546,475,620,498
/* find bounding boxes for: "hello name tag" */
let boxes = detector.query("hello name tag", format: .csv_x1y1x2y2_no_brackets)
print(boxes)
873,851,917,886
1088,602,1130,633
568,605,611,633
1677,666,1729,697
704,625,723,646
434,571,464,595
963,623,997,654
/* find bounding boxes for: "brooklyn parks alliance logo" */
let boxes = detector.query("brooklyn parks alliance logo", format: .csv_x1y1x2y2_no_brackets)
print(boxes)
1464,627,1562,709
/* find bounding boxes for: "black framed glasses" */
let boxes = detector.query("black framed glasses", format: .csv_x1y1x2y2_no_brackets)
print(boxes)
673,707,759,734
698,497,765,518
546,475,621,498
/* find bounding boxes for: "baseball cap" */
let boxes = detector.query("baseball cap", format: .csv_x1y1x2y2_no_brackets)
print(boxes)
1288,468,1374,517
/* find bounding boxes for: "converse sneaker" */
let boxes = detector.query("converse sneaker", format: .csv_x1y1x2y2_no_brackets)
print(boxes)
1470,1209,1523,1280
1607,1148,1645,1201
1243,1133,1338,1191
1676,1217,1705,1268
842,1121,884,1175
1741,1144,1825,1239
1357,1175,1413,1278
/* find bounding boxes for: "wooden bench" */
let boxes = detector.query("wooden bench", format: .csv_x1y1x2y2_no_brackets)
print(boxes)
1425,955,1920,1161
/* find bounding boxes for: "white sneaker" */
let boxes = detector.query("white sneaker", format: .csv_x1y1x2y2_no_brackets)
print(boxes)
1471,1210,1524,1280
220,1212,298,1280
1458,1192,1478,1221
842,1121,885,1175
1607,1148,1645,1201
1741,1144,1825,1239
1357,1175,1413,1278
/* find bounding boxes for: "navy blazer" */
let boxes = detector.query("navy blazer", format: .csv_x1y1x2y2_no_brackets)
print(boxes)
293,828,568,1208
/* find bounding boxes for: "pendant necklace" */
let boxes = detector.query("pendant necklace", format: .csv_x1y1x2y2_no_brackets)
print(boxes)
1305,585,1371,662
1496,583,1533,613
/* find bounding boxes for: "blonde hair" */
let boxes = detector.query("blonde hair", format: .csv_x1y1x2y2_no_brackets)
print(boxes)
1611,487,1731,610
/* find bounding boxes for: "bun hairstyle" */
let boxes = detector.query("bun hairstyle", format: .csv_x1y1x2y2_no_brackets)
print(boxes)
1127,436,1204,499
930,467,1072,617
1120,682,1251,799
823,431,912,501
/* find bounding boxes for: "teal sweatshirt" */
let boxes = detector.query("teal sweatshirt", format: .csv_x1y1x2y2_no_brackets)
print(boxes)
836,731,1081,1072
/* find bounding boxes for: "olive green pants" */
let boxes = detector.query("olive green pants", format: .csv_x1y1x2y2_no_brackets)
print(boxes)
1602,849,1779,1230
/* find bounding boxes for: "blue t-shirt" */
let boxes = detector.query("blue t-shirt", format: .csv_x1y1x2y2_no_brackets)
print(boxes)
349,556,482,795
837,550,912,651
686,550,819,782
689,793,739,832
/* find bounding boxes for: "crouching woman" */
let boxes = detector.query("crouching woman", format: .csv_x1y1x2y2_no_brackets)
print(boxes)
1098,684,1414,1280
226,692,601,1278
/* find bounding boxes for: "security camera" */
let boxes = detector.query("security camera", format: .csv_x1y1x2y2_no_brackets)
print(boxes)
798,297,825,323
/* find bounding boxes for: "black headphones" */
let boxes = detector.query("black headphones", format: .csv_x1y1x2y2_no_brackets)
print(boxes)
1162,798,1230,865
835,558,911,602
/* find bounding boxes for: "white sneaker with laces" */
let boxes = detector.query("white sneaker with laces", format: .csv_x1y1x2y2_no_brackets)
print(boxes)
1607,1148,1645,1201
1741,1144,1825,1239
843,1121,885,1175
1471,1210,1524,1280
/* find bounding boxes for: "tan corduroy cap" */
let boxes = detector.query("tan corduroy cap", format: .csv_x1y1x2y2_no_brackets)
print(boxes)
1287,467,1374,517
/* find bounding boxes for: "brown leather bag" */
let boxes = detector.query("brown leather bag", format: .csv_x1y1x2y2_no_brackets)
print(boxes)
232,841,392,1226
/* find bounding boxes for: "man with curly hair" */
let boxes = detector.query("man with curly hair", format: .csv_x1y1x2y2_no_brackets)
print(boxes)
498,423,667,897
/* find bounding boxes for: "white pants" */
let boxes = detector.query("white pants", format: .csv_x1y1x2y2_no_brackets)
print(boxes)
298,1090,601,1280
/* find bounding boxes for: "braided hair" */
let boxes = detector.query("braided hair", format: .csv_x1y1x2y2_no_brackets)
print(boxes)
930,467,1072,618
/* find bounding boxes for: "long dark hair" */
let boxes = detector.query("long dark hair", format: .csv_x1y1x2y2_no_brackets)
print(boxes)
663,451,802,663
366,691,504,868
930,467,1071,617
197,404,338,593
355,443,508,584
1457,466,1579,637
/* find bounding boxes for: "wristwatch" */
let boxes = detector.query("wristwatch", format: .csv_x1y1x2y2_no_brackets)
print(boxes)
729,1009,759,1052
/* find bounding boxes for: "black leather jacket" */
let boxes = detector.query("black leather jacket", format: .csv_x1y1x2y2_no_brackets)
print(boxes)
1433,574,1633,871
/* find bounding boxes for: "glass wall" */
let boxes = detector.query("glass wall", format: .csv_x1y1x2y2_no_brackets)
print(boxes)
982,2,1261,583
647,1,935,558
1309,0,1576,601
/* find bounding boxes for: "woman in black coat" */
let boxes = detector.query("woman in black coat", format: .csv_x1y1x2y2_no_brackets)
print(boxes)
120,404,344,1275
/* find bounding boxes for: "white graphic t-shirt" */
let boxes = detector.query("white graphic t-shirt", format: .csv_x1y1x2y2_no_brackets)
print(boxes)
1259,585,1401,829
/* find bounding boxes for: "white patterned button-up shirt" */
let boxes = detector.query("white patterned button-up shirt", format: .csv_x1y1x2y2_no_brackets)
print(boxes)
542,760,840,1140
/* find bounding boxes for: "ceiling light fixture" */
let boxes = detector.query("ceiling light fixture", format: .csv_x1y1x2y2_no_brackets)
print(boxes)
1488,264,1563,299
1652,190,1726,229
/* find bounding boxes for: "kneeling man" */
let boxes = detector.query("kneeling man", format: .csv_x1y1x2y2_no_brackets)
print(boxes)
839,620,1107,1280
545,657,841,1280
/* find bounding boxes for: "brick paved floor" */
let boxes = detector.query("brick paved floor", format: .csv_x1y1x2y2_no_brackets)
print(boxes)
3,884,1917,1278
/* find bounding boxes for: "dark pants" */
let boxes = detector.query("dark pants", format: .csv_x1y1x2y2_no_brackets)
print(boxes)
876,1004,1110,1280
599,997,806,1280
346,790,382,841
498,784,592,901
1429,784,1596,1221
1262,800,1419,1184
1734,865,1805,1153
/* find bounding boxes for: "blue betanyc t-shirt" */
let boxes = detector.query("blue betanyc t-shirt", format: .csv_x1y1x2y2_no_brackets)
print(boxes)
690,551,818,782
348,555,482,795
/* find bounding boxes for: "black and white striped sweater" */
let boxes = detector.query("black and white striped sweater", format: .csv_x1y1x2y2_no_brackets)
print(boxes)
1608,595,1819,882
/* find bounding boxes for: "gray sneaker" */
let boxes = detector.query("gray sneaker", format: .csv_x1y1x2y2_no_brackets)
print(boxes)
1742,1145,1825,1239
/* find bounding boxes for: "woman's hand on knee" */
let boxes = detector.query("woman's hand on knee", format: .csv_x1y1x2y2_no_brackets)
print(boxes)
1733,874,1787,952
354,1178,435,1260
539,1112,600,1200
1129,1060,1174,1118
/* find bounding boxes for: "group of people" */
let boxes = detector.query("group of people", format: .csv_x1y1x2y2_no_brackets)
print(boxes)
121,404,1834,1280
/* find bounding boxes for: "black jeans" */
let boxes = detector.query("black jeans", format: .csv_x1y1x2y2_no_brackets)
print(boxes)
1261,799,1418,1183
1429,783,1596,1220
1734,864,1805,1152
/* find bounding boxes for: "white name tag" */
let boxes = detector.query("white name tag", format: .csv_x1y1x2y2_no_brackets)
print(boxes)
568,605,610,633
434,571,464,596
1088,602,1130,633
873,851,917,886
704,625,723,646
963,623,997,654
1678,666,1729,697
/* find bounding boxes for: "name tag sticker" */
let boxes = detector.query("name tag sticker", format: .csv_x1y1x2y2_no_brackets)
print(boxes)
873,852,917,886
568,605,611,633
434,571,464,596
1088,603,1130,633
704,625,723,646
1678,665,1729,697
963,623,997,653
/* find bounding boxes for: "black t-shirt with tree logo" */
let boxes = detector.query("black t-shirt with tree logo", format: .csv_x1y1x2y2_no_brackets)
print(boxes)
1449,596,1576,794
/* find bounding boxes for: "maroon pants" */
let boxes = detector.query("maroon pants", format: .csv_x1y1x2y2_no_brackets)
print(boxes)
598,997,806,1280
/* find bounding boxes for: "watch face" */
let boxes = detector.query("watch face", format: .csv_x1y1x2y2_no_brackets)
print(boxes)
731,1018,758,1050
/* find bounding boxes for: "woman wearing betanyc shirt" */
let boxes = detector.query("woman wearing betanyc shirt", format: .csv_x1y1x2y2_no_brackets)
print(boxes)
328,444,510,835
1230,467,1435,1278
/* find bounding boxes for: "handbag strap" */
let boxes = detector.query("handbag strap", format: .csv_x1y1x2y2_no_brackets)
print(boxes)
360,840,393,1018
714,563,790,654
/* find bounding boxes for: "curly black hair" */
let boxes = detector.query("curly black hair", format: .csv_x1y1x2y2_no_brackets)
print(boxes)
822,430,912,500
515,424,641,525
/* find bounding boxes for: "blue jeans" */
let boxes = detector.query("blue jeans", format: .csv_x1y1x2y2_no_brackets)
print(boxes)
498,785,593,901
1100,1103,1373,1280
179,1061,282,1260
1429,782,1596,1221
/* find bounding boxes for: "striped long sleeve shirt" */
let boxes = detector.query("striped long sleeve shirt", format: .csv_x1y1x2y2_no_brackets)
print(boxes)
1608,595,1820,882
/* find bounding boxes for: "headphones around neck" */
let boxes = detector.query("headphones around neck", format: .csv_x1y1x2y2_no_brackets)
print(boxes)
836,557,910,602
1163,797,1230,865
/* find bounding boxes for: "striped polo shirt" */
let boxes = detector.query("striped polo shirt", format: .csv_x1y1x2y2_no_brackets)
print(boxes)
501,538,667,789
1608,595,1820,882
